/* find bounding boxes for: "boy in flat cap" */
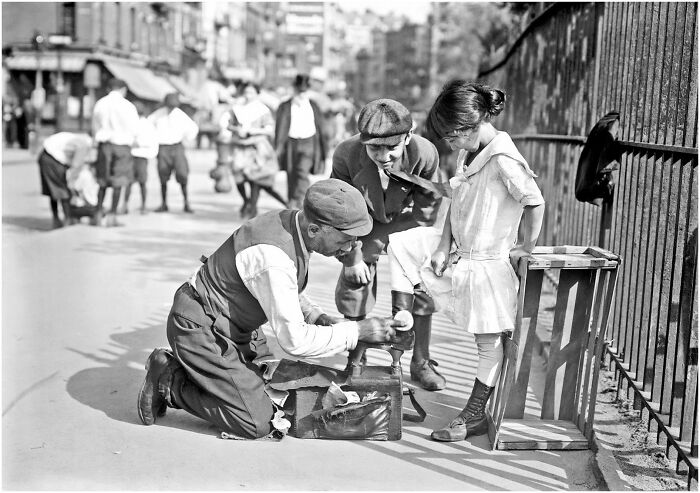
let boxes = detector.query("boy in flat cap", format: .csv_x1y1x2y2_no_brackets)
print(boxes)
330,98,446,391
137,179,404,439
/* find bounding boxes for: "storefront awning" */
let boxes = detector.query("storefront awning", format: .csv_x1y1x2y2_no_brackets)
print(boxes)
102,59,175,102
5,53,87,72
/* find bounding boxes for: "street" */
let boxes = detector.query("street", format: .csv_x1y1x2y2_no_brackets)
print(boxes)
2,146,605,490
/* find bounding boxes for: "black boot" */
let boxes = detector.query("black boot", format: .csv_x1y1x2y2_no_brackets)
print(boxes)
409,314,446,390
137,348,177,425
431,378,494,441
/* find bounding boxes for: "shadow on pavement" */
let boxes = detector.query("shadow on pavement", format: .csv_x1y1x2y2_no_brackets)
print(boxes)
2,214,56,232
64,311,218,438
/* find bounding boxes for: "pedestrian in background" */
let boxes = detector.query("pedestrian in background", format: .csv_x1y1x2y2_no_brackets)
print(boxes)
388,80,545,441
274,74,326,209
37,131,93,228
149,93,199,214
330,98,445,391
230,82,286,219
121,101,158,215
91,78,139,227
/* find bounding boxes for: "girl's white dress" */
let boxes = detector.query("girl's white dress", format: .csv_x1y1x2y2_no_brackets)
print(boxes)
389,131,545,334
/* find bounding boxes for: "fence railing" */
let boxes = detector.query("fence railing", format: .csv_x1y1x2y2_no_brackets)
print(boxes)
478,2,697,486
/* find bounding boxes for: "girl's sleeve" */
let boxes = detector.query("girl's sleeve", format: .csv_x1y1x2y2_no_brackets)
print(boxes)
495,156,545,207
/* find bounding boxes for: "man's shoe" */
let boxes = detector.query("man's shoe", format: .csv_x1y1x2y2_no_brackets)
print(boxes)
183,203,194,214
154,204,169,213
90,208,103,226
137,348,173,425
410,359,446,391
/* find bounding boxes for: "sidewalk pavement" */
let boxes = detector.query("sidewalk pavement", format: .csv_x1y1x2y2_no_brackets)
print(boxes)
2,146,622,490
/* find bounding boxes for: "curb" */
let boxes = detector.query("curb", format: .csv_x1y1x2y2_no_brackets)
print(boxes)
590,429,634,491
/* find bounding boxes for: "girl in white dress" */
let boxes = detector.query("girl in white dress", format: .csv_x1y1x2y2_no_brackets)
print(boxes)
387,80,545,441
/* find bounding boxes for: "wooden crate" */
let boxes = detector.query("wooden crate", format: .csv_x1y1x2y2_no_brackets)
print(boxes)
487,246,620,450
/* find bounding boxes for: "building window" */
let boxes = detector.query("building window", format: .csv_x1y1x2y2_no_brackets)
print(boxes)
115,2,122,48
99,2,106,43
130,7,137,48
61,2,76,38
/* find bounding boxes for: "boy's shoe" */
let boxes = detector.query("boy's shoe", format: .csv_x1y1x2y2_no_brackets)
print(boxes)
410,359,446,391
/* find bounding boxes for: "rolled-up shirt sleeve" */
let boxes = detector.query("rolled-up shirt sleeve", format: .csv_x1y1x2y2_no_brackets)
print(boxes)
298,292,323,324
236,244,359,358
495,156,545,207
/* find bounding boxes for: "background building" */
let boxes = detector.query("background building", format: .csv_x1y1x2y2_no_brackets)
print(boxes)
2,2,210,135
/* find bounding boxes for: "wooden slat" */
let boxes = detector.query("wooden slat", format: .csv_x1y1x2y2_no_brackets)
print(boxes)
586,269,619,440
577,270,606,432
488,336,519,451
528,256,616,270
497,419,589,450
542,269,596,420
505,270,544,418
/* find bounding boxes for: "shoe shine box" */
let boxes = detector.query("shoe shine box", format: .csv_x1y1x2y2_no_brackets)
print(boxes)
291,365,403,441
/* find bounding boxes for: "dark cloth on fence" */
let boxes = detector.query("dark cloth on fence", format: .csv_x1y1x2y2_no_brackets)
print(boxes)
575,111,621,206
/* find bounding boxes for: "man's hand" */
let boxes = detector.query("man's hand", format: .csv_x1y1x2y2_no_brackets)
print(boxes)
357,317,406,344
343,262,371,285
430,245,451,277
509,246,532,275
315,313,343,326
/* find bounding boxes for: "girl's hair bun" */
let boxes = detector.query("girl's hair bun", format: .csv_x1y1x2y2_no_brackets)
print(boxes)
487,89,506,116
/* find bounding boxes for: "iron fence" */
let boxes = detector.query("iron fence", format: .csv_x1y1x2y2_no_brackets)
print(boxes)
478,2,697,486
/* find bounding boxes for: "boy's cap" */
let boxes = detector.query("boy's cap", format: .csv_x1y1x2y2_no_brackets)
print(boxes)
358,98,413,145
303,179,372,237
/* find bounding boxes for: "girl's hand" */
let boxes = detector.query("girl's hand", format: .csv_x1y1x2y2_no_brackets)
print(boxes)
431,246,451,277
509,246,532,275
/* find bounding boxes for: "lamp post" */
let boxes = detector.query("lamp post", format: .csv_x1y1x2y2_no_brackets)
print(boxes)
30,31,46,152
47,34,72,132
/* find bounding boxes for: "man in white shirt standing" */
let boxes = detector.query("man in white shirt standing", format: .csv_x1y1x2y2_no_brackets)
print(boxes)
148,93,199,213
274,74,327,209
91,78,139,227
137,178,405,439
122,101,158,214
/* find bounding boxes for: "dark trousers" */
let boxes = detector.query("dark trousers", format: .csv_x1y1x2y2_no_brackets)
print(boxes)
95,142,133,187
157,143,189,185
335,262,379,319
166,283,275,438
284,137,315,208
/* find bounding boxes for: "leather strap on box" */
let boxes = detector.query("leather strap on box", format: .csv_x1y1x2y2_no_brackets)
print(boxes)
402,387,427,423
